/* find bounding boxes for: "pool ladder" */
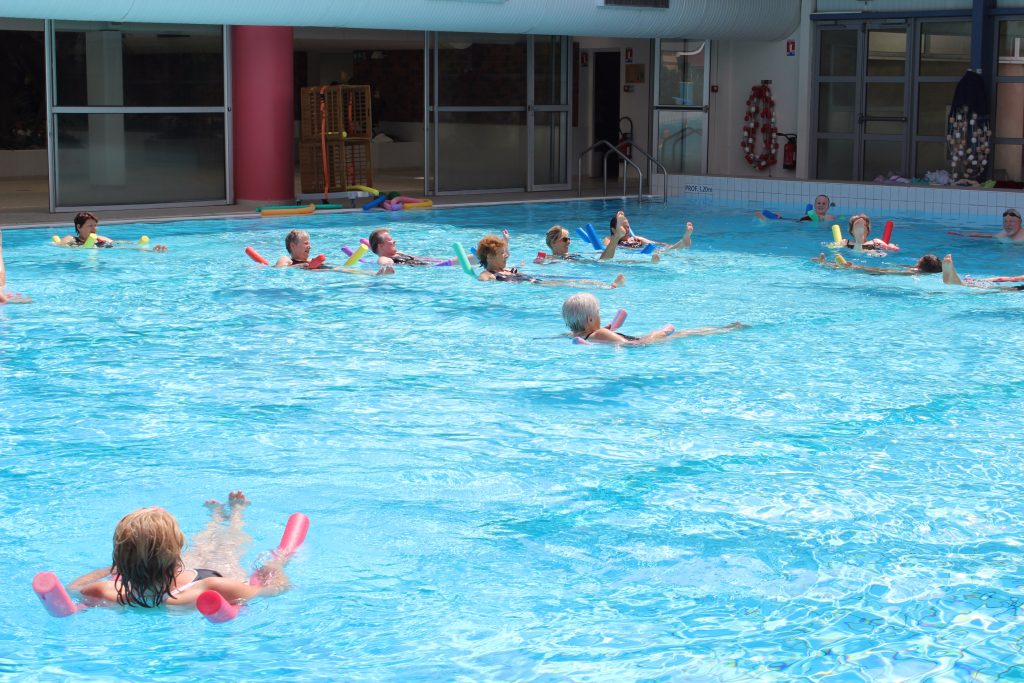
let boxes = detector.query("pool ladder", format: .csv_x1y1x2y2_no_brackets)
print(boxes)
577,140,668,203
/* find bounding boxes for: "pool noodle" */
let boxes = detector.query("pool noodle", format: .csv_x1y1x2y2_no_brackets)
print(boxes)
260,204,315,217
575,226,591,244
761,210,781,220
343,244,369,266
341,246,369,263
805,203,813,213
452,243,476,277
359,238,370,247
808,210,819,221
584,224,605,251
831,224,843,246
307,254,326,270
835,254,848,265
346,185,379,196
245,246,270,265
641,243,657,254
82,234,97,249
32,571,80,617
196,590,238,624
200,512,310,624
51,235,60,244
607,309,627,331
882,220,894,244
363,195,387,211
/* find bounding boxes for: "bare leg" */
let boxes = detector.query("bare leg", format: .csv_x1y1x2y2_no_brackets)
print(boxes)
942,254,965,286
665,222,694,251
670,321,749,339
538,274,625,290
182,492,253,581
812,253,826,264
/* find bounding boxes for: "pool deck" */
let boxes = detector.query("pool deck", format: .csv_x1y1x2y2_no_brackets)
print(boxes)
0,173,623,230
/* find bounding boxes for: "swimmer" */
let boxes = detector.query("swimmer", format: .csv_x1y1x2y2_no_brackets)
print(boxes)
811,252,942,275
603,211,693,252
798,194,837,222
536,224,654,263
562,292,747,345
58,212,168,251
948,208,1024,243
476,234,624,289
368,228,460,272
67,492,290,609
841,214,898,251
941,254,1024,291
274,229,379,274
0,231,30,304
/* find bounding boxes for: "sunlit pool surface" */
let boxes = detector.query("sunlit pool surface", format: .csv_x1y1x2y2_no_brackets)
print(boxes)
2,198,1024,681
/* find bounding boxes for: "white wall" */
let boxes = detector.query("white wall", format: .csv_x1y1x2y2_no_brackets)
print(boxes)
708,30,804,180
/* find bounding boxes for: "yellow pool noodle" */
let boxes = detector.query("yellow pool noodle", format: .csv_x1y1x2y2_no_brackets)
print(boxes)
835,254,847,265
51,235,60,244
139,235,150,245
831,224,842,245
343,242,369,266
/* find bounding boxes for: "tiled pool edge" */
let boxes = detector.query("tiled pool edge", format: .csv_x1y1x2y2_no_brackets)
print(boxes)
657,175,1021,221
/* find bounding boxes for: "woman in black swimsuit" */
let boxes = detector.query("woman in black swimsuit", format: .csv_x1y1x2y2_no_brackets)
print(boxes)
475,234,624,289
68,491,291,609
368,228,453,271
603,212,693,255
562,292,747,345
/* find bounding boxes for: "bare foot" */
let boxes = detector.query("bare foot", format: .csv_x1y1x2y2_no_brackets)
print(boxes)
153,245,168,253
667,222,694,251
650,253,660,263
228,490,249,508
812,253,826,263
725,321,750,330
941,254,965,286
204,500,226,522
612,274,626,288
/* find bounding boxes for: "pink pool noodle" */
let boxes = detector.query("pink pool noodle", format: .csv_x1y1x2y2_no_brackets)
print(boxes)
33,572,79,617
196,590,239,624
276,513,310,560
607,308,627,331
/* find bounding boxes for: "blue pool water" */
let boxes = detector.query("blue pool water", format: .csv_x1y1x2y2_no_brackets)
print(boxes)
2,198,1024,681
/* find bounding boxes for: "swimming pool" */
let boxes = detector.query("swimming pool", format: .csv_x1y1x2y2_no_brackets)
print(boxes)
2,198,1024,681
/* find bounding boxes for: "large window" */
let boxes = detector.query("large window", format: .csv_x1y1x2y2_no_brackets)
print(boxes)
993,20,1024,182
654,40,706,174
812,17,971,181
48,21,229,209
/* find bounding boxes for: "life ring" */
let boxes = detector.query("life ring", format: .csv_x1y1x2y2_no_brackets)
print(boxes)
740,85,778,171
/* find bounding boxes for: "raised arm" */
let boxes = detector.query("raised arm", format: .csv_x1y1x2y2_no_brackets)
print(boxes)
599,223,626,260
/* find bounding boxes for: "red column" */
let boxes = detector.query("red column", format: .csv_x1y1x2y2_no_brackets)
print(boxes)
232,26,294,203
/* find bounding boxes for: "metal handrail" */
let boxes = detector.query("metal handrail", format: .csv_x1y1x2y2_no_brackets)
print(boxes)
621,143,668,203
602,146,644,202
577,140,643,202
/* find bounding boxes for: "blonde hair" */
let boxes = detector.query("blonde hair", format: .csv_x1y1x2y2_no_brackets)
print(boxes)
475,235,506,269
284,229,309,252
545,225,568,250
111,507,185,607
562,293,599,335
847,214,871,239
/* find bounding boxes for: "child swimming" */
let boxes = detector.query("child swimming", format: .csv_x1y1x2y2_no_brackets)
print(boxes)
68,492,290,608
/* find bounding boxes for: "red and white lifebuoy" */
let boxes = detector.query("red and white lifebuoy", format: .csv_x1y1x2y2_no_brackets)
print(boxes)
740,84,778,171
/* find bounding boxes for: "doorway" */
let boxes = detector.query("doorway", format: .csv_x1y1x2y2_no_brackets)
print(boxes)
593,51,621,180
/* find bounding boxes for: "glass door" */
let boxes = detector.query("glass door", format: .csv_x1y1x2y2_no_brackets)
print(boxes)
653,39,708,174
861,25,909,181
530,35,570,190
426,32,569,194
813,22,910,181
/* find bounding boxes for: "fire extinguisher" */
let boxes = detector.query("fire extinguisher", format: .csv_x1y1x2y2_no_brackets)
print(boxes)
780,134,797,170
617,116,633,159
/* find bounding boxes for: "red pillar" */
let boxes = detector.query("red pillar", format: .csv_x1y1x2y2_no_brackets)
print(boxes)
232,26,294,203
